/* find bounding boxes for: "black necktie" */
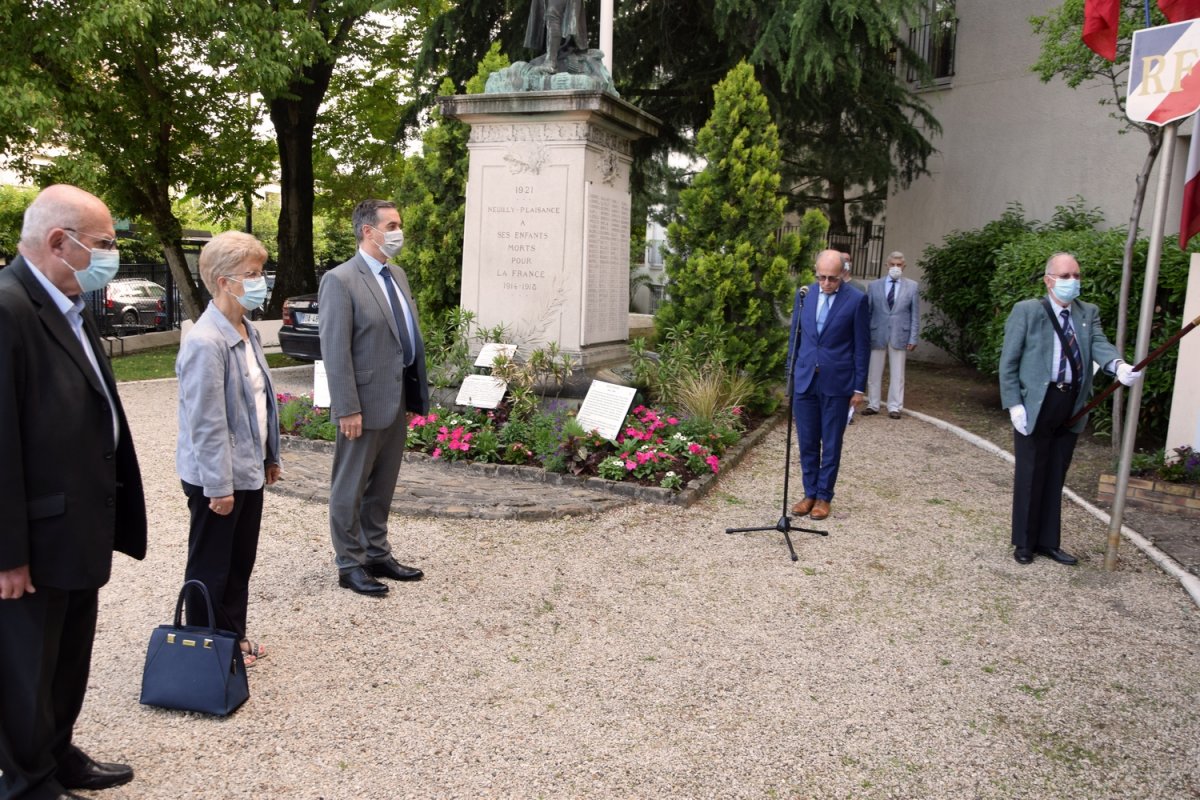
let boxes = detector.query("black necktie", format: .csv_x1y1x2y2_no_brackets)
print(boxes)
887,280,896,309
1058,309,1082,384
380,267,414,366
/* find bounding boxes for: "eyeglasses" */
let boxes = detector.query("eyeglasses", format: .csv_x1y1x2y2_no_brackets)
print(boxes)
226,271,265,282
816,274,842,282
64,228,118,251
1050,272,1081,280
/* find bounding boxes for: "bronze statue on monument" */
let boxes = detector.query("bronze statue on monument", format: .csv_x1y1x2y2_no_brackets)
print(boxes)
485,0,616,94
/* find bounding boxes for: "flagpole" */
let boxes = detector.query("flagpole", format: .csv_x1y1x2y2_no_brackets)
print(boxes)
1104,119,1179,571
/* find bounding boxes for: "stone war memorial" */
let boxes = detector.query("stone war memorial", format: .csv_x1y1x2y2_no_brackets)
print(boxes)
439,0,659,370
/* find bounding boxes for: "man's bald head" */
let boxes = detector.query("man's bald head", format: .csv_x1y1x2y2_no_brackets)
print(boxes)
17,184,115,296
814,249,845,295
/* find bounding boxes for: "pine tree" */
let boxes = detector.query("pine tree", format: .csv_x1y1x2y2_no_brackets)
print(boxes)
397,43,510,320
656,61,801,385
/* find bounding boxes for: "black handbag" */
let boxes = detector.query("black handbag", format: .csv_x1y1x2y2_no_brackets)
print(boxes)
139,579,249,716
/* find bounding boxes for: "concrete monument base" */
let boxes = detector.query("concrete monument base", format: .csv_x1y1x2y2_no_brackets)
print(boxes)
440,90,659,369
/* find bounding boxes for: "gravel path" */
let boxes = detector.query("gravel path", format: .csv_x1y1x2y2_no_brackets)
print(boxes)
74,374,1200,799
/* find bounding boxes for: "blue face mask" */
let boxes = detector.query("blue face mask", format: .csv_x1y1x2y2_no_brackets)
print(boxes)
1051,276,1080,304
228,275,268,310
62,233,120,294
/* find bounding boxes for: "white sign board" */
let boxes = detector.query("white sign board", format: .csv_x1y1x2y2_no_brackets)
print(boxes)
575,380,637,441
455,374,508,409
474,342,519,368
1127,20,1200,126
313,360,331,409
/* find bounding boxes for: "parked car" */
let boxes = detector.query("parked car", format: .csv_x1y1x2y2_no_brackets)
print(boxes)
93,278,168,333
279,293,322,361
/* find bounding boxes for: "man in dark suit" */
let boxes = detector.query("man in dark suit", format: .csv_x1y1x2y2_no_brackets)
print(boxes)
999,252,1142,566
319,199,430,596
0,185,147,799
787,249,871,521
864,251,920,419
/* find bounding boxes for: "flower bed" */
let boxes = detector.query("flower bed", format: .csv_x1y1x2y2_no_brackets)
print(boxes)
277,393,751,492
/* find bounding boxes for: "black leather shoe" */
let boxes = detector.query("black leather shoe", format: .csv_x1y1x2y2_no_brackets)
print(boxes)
861,407,879,416
1013,549,1033,565
1036,547,1079,565
58,749,134,791
338,566,389,595
368,558,424,581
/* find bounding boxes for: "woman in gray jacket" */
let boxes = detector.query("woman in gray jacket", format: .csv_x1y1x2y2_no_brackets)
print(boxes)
176,231,281,666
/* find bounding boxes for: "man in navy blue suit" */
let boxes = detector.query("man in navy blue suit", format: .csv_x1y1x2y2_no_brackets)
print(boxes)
786,249,871,520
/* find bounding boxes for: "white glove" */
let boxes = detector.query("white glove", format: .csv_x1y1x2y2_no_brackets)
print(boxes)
1009,404,1028,436
1115,361,1143,387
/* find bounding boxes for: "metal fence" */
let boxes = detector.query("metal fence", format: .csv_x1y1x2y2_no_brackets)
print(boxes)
827,223,888,280
83,263,195,336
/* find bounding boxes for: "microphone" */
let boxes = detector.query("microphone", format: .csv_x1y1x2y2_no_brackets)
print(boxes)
799,285,809,299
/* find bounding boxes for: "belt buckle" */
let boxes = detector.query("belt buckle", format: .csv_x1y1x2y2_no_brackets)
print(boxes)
1054,381,1068,392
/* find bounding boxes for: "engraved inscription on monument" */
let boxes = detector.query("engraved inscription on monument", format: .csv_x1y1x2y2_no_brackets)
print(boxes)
583,183,630,344
476,163,571,347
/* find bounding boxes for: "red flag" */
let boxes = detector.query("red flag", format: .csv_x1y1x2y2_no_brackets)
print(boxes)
1083,0,1121,61
1159,0,1200,22
1180,112,1200,249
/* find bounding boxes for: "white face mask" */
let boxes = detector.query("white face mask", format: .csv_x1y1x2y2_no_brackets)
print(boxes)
888,266,903,279
370,225,405,258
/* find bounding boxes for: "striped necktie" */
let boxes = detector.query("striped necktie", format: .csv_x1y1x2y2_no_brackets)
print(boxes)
1058,309,1082,384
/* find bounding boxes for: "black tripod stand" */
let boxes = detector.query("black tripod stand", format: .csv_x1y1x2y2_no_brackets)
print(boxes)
725,287,827,560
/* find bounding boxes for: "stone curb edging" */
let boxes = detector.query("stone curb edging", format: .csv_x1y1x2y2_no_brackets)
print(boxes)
904,409,1200,609
279,411,782,509
1097,473,1200,518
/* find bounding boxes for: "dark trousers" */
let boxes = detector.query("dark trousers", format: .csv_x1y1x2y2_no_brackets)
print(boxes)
793,387,853,502
1012,385,1079,553
0,587,97,800
328,413,407,572
181,481,264,638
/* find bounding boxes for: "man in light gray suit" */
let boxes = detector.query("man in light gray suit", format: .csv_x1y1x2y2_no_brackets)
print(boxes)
319,199,429,596
999,252,1141,566
864,251,919,418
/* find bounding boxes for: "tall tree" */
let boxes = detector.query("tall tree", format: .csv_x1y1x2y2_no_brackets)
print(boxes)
0,0,270,320
655,61,801,385
219,1,390,316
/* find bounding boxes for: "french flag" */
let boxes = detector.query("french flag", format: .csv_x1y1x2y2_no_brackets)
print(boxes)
1181,111,1200,248
1160,0,1200,23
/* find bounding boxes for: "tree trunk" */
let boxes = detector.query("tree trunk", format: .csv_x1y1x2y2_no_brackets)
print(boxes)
1112,126,1163,451
142,199,205,322
266,59,337,318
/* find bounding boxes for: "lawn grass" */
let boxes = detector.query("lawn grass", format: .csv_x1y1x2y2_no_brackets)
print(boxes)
109,344,309,382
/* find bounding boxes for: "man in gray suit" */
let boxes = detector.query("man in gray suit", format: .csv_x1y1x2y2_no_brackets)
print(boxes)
319,199,430,596
999,252,1141,566
864,251,920,419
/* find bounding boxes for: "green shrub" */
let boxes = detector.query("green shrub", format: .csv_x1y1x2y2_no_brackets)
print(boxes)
655,61,803,389
918,204,1034,367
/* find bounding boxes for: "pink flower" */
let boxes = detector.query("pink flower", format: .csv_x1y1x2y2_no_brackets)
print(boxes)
633,405,646,414
431,447,442,459
636,451,652,464
706,455,720,473
624,460,636,471
667,417,678,425
428,413,439,422
410,415,426,427
688,443,703,454
732,407,742,416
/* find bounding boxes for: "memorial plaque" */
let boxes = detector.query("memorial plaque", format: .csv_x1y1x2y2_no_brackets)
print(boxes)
474,342,519,368
456,374,509,409
583,183,630,344
575,379,637,441
313,360,331,409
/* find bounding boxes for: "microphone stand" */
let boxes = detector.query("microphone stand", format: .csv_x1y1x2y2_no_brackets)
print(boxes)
725,285,827,561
